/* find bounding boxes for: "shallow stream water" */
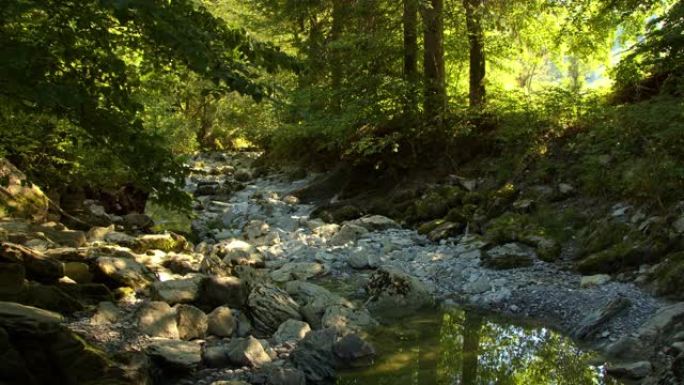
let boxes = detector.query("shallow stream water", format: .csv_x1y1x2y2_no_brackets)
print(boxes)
338,308,621,385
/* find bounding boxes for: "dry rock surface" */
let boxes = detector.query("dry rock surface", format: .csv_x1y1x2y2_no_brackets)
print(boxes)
0,151,681,385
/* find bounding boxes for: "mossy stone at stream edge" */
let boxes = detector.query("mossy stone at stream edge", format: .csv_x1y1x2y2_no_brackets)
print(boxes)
650,251,684,299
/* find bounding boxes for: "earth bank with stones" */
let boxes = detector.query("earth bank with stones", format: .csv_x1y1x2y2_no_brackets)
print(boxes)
1,152,683,385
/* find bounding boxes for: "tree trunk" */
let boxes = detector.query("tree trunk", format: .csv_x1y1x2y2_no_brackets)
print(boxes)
329,0,348,111
464,0,486,109
403,0,419,115
421,0,446,123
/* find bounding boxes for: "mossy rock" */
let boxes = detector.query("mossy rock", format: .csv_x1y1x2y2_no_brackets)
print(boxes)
417,219,443,235
311,204,362,223
650,252,684,299
485,212,561,262
577,241,651,274
413,186,464,222
579,220,634,257
445,208,467,224
427,222,465,242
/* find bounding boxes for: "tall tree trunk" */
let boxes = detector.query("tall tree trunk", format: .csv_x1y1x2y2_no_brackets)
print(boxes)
464,0,486,109
403,0,419,115
421,0,446,123
329,0,348,111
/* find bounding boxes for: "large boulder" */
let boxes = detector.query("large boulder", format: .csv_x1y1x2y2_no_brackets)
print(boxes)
274,319,312,345
207,306,236,337
365,266,433,319
292,328,375,382
175,304,207,341
321,305,377,335
225,336,272,367
0,302,122,385
329,224,368,246
94,256,156,290
136,301,179,339
247,285,302,336
146,339,202,371
199,276,248,309
151,277,202,305
0,159,49,222
0,263,25,297
1,242,64,283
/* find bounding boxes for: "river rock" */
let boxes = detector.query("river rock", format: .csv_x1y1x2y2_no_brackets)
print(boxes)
0,301,63,332
136,233,188,253
63,261,92,283
606,361,652,379
1,242,64,283
580,274,612,288
312,223,340,239
123,213,154,230
91,301,123,325
270,262,326,283
349,215,400,231
333,333,376,368
151,277,202,305
243,220,270,241
0,263,25,296
429,221,465,242
637,302,684,343
481,243,535,269
285,281,351,328
202,343,232,368
137,301,179,339
94,256,155,290
321,305,377,334
253,366,306,385
146,339,202,371
572,297,631,339
216,239,263,267
347,249,381,270
199,276,248,308
104,231,139,249
176,304,207,340
365,265,433,318
329,224,368,246
226,336,272,367
248,285,302,336
274,319,311,345
292,328,338,382
207,306,236,337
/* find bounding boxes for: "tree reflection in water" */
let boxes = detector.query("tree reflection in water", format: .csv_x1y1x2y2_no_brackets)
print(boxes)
337,308,621,385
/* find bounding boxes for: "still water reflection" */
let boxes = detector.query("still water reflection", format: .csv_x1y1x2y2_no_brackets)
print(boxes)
338,309,621,385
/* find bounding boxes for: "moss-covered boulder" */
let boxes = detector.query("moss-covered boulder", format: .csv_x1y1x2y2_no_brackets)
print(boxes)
427,221,465,242
0,159,49,223
484,212,561,262
650,252,684,299
412,186,464,222
417,219,445,235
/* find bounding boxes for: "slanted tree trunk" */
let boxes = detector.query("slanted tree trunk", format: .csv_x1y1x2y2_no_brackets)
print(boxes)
403,0,419,115
421,0,447,123
464,0,486,109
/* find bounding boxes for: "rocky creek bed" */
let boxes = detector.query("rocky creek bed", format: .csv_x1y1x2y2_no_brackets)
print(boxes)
1,152,683,385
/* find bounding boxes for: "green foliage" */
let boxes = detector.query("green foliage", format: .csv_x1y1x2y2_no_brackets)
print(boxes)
0,0,293,209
